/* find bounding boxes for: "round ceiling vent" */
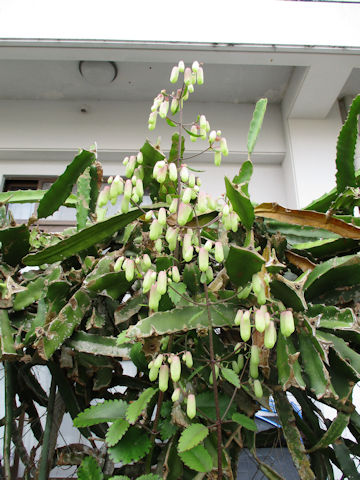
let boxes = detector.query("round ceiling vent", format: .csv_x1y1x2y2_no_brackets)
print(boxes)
79,61,118,86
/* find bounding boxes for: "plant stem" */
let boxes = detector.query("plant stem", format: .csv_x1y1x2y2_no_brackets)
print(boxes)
195,215,223,479
4,361,14,480
37,377,56,480
145,390,164,474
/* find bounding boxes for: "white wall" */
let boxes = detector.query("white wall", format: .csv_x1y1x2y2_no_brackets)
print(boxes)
283,102,343,208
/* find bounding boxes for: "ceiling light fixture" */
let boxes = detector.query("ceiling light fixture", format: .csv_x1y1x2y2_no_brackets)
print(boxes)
79,61,118,86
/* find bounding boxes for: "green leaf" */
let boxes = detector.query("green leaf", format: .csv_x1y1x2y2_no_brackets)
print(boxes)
108,477,130,480
196,392,236,421
336,95,360,193
0,309,17,358
247,98,267,155
23,208,149,266
169,133,185,163
37,150,95,218
86,271,130,300
126,304,235,339
270,274,307,311
225,176,254,229
233,160,253,185
106,418,130,447
74,399,128,428
265,219,338,245
168,282,187,305
137,476,161,480
307,304,355,330
277,332,305,390
232,412,257,431
178,424,209,453
76,167,92,230
140,140,166,189
293,237,359,259
298,330,331,399
316,331,360,378
77,456,103,480
273,391,315,480
308,413,350,452
13,277,45,311
179,445,213,473
115,293,146,324
220,367,240,388
159,418,177,441
89,164,100,214
225,245,265,288
0,224,30,266
126,388,157,425
108,427,151,464
37,288,91,360
304,254,360,301
333,440,360,480
166,117,177,127
67,332,130,357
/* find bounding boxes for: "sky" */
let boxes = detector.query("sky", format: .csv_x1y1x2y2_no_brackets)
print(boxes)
1,0,360,47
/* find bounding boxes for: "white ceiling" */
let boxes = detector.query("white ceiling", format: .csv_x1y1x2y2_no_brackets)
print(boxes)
0,60,293,103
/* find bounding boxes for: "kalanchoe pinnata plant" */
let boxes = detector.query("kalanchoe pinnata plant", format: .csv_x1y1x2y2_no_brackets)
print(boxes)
1,63,360,480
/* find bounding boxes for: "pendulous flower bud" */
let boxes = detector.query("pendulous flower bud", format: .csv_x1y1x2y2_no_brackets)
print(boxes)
190,124,198,142
124,259,135,282
157,270,167,296
214,242,224,262
169,198,178,214
124,179,132,200
143,269,155,293
125,156,136,178
149,364,160,382
178,60,185,73
250,363,259,379
182,243,194,263
170,66,179,83
158,207,167,226
148,111,157,130
114,256,124,272
135,179,144,199
255,308,266,333
197,191,208,213
183,351,193,368
264,320,277,349
204,240,212,251
159,100,169,119
280,310,295,337
232,361,240,374
180,165,189,183
253,379,263,398
209,364,219,385
170,355,181,382
214,151,222,167
250,345,260,366
170,97,179,114
168,162,177,182
188,174,196,188
209,130,216,144
184,67,192,86
220,137,229,156
240,310,251,342
187,394,196,419
149,219,163,241
237,354,244,370
137,151,143,164
154,354,164,369
235,309,243,326
199,115,207,131
172,266,180,283
172,388,181,402
182,187,192,204
166,226,178,251
159,364,170,392
192,60,200,72
199,247,209,272
197,67,204,85
120,197,130,214
155,238,163,253
149,283,161,311
142,254,151,271
97,186,110,207
177,202,192,226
